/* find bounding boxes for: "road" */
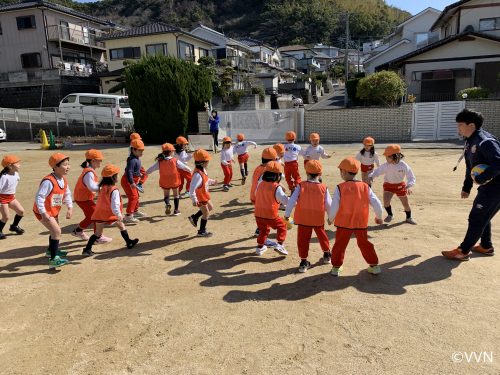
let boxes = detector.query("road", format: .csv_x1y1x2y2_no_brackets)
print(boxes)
306,88,346,111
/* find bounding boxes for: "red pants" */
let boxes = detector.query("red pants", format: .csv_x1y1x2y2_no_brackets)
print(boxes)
238,153,249,164
383,182,407,197
76,200,96,230
178,168,192,192
121,174,140,214
256,216,287,246
284,160,301,191
221,163,233,185
331,227,378,267
139,166,148,185
297,225,330,259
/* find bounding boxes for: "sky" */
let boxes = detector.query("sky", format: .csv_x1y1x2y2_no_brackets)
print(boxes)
386,0,451,15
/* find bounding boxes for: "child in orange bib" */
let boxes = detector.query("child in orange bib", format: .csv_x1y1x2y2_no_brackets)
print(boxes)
121,138,147,223
285,160,332,273
129,133,148,193
174,136,193,198
328,157,384,277
0,155,25,239
82,164,139,256
146,143,191,216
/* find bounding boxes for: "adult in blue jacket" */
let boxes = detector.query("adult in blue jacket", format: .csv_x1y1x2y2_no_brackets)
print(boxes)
208,110,220,148
443,109,500,260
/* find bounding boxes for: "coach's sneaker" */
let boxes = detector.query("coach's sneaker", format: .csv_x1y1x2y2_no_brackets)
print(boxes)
45,249,68,258
255,245,267,256
298,259,311,273
124,214,139,223
96,235,112,244
367,265,381,275
9,225,25,235
330,266,343,277
406,217,417,225
384,215,393,223
48,256,69,269
136,183,144,193
72,229,89,241
472,245,494,256
323,251,332,264
134,211,148,218
165,204,172,215
274,243,288,255
188,215,198,228
197,230,213,238
441,248,470,261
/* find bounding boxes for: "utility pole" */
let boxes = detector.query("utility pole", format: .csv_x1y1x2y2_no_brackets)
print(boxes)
344,12,349,107
357,39,361,73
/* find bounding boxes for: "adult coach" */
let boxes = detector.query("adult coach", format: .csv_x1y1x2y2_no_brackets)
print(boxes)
208,109,220,150
442,109,500,261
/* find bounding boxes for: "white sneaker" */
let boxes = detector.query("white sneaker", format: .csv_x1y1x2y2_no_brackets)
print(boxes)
134,211,148,218
96,235,112,244
274,244,288,255
124,215,139,223
264,239,277,247
255,245,267,255
406,217,417,225
367,265,381,275
71,229,89,241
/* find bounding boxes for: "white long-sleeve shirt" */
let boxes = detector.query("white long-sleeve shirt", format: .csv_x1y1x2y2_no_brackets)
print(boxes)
234,141,257,155
328,184,383,222
0,172,20,195
82,170,99,193
220,146,235,165
355,151,380,167
35,174,73,214
284,143,304,162
189,169,216,205
254,181,289,206
303,145,329,160
175,150,192,163
284,181,332,218
110,189,122,218
368,161,416,188
145,157,191,175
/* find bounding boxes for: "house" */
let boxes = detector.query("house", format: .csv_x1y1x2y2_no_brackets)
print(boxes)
0,0,119,107
98,22,217,94
363,7,441,73
312,44,339,58
277,45,320,74
379,0,500,102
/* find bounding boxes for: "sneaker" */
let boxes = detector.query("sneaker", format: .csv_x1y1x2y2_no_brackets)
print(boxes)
298,259,311,273
173,209,181,216
181,192,190,199
134,211,148,218
441,248,470,261
241,176,246,185
124,215,139,223
264,239,277,247
136,183,144,193
188,215,198,228
255,245,267,256
96,235,112,244
223,185,230,192
82,248,95,257
323,251,332,264
472,245,494,256
0,232,5,240
72,229,89,241
406,217,417,225
9,225,25,235
165,204,172,215
330,266,343,277
254,228,260,237
279,204,286,211
228,183,233,187
197,230,213,237
384,215,393,223
367,265,381,275
127,238,139,249
274,243,288,255
48,255,69,269
45,249,68,258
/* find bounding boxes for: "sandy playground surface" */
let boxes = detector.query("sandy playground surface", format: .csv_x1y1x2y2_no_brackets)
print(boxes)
0,143,498,375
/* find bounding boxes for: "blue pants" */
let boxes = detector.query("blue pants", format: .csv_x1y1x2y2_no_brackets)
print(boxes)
460,186,500,253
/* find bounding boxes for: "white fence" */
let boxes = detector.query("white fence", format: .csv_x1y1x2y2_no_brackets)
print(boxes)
412,101,465,141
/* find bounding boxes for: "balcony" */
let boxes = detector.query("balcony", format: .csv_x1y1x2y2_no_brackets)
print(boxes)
46,25,107,50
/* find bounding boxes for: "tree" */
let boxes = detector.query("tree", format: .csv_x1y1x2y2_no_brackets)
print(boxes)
356,71,406,106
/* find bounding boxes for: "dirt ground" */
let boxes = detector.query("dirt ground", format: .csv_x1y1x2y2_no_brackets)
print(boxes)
0,143,498,375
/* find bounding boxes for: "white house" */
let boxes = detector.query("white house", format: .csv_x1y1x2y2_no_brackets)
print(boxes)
277,45,320,73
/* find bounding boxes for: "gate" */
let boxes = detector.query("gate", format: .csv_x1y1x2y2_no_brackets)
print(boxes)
412,101,465,140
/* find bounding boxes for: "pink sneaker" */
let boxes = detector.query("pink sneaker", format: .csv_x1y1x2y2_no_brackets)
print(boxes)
96,235,112,244
72,229,89,241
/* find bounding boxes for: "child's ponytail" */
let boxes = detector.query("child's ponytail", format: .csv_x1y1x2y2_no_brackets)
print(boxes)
0,167,8,176
80,159,91,168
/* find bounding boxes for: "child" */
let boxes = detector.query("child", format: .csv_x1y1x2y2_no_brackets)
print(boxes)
355,137,380,185
368,144,416,224
0,155,25,239
254,161,289,255
234,133,257,185
146,143,191,216
175,136,192,198
273,143,285,164
83,164,139,256
283,131,303,191
220,136,234,192
285,160,332,273
121,138,147,223
328,157,384,276
129,133,148,193
33,153,73,268
72,149,111,243
188,149,217,237
303,133,332,167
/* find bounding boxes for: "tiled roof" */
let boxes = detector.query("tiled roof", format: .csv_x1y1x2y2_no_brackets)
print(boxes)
278,45,310,52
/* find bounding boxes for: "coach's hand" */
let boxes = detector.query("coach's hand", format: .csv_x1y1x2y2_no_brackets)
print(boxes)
461,191,470,199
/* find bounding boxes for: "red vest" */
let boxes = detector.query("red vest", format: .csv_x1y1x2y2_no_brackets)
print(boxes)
293,181,327,226
74,168,97,202
92,185,122,222
334,181,370,229
254,181,280,219
250,164,266,203
33,174,67,217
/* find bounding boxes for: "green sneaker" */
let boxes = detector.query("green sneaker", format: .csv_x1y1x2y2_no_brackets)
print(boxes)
48,255,70,269
367,265,381,275
330,266,343,277
45,249,68,258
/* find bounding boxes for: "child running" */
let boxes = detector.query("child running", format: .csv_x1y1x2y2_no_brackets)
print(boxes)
0,155,25,239
234,133,257,185
33,153,73,268
220,136,234,191
146,143,191,216
174,136,192,198
285,160,332,273
355,137,380,185
121,138,147,223
72,149,111,243
303,133,332,167
82,164,139,256
129,133,148,193
328,157,384,276
369,144,417,224
189,149,217,237
254,161,289,255
283,131,303,191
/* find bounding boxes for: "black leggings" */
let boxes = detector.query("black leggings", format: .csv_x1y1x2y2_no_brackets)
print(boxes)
211,130,219,147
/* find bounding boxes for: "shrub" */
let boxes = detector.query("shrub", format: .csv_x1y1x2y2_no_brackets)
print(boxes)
356,70,406,106
457,87,490,100
251,86,266,100
346,78,362,105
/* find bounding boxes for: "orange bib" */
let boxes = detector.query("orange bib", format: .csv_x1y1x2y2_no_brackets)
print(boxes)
194,170,211,203
250,164,267,203
254,181,280,219
74,168,97,202
293,181,327,226
92,185,122,222
159,158,181,189
334,181,370,229
33,174,67,217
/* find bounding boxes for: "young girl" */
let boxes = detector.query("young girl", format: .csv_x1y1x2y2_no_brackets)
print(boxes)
121,138,147,223
254,161,289,256
188,149,217,237
33,153,73,268
283,131,304,191
355,137,380,185
0,155,25,240
303,133,332,167
83,164,139,256
220,136,234,192
285,160,332,273
175,136,192,198
72,149,111,244
129,133,148,193
146,143,191,216
369,144,416,225
234,133,257,185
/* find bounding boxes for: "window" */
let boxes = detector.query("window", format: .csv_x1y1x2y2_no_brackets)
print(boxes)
416,32,439,49
109,47,141,60
146,43,168,56
16,15,36,30
178,41,195,61
62,95,76,104
119,97,130,108
96,97,115,107
21,53,41,68
479,18,500,31
199,48,210,58
79,96,97,106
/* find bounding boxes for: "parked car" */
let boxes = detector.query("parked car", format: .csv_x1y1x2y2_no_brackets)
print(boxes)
0,128,5,141
58,93,134,129
292,95,304,107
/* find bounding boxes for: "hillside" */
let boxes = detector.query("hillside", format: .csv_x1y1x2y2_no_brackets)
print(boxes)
0,0,411,45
